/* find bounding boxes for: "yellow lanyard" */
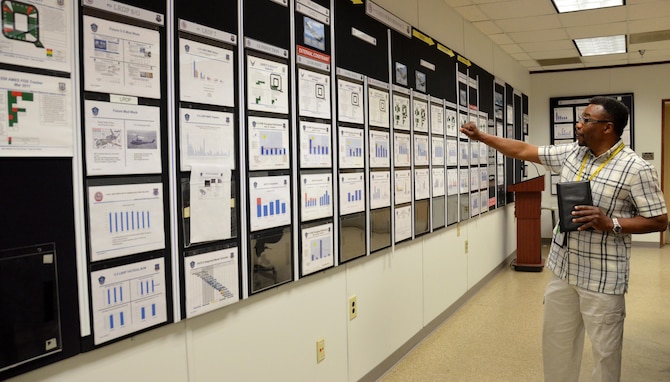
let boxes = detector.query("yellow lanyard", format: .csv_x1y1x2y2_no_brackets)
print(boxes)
576,142,624,181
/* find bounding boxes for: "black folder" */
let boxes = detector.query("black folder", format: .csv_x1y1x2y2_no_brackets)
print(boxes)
556,181,593,232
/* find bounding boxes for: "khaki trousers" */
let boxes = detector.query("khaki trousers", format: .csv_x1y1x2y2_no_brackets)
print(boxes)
542,275,626,382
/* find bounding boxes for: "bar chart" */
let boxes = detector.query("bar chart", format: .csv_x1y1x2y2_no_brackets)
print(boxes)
249,175,291,232
300,173,333,222
301,223,334,275
339,172,365,215
370,171,391,209
369,130,390,168
414,135,429,165
299,121,332,168
248,115,290,170
432,136,445,166
394,170,412,205
339,126,364,168
394,132,411,167
184,248,239,318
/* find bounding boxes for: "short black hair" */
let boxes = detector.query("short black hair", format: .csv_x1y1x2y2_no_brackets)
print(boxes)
589,96,629,137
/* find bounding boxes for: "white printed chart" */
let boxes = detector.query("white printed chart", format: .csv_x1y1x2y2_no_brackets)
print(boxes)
413,99,428,132
337,79,363,124
85,100,161,175
339,172,365,215
414,134,429,166
338,126,364,168
430,103,444,135
415,168,430,200
88,183,165,262
247,55,289,114
300,173,333,222
179,38,235,107
298,68,331,119
393,132,411,167
0,0,72,73
445,108,458,137
369,130,390,168
446,139,458,166
248,115,290,170
393,94,410,130
432,168,446,197
0,70,73,156
83,16,161,98
368,87,389,128
249,175,291,232
91,258,167,345
447,169,459,196
370,171,391,209
394,170,412,204
184,248,239,318
299,121,331,168
301,223,334,276
180,108,235,171
432,136,445,166
394,205,412,242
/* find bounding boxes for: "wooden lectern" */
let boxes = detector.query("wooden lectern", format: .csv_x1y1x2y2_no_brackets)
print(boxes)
507,175,545,272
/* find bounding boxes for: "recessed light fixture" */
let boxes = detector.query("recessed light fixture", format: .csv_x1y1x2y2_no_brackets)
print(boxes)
551,0,624,13
574,35,627,56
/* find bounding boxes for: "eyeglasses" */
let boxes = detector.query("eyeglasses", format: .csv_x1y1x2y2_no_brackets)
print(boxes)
578,114,612,124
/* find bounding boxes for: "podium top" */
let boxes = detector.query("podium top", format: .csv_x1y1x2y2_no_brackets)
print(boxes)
507,175,545,193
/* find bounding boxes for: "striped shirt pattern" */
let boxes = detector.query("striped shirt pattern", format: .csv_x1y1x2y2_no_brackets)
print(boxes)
538,140,667,295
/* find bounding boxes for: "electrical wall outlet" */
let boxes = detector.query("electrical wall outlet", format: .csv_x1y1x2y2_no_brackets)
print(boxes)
316,338,325,363
349,295,357,320
465,240,468,254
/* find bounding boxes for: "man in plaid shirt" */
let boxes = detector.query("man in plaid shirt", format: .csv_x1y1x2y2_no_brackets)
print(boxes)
461,96,667,382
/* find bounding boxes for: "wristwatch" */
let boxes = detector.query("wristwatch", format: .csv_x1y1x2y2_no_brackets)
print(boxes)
612,217,622,234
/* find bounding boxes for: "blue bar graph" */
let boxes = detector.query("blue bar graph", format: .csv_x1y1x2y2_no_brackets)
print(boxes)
304,190,331,207
109,210,150,233
109,314,114,329
310,237,331,261
347,190,363,202
141,307,146,320
256,197,288,217
309,136,329,155
375,142,389,158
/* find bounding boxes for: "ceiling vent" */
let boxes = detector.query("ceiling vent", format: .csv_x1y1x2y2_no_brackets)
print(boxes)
629,30,670,45
536,57,582,66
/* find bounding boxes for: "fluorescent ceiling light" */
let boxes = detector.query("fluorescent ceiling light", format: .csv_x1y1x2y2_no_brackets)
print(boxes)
574,35,626,56
552,0,623,13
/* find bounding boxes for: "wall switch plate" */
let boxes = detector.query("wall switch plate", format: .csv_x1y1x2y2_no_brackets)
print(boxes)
349,295,357,320
642,152,654,160
316,338,325,363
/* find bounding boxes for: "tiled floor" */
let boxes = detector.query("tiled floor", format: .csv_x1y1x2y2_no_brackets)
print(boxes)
379,243,670,381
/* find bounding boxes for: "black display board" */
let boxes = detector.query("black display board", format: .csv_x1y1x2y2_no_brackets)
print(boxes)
334,0,389,82
0,159,80,380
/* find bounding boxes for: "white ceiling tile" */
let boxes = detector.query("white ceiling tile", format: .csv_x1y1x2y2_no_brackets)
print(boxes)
488,33,515,44
528,48,580,59
455,5,490,21
499,43,524,54
557,6,627,27
495,15,562,33
511,52,533,60
443,0,474,7
519,40,576,53
565,23,627,39
508,28,569,43
478,0,555,19
473,20,503,34
628,17,670,33
628,2,670,20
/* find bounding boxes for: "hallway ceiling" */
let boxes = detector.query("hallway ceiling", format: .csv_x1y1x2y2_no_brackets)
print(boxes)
443,0,670,72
